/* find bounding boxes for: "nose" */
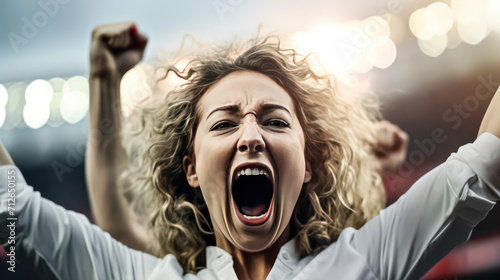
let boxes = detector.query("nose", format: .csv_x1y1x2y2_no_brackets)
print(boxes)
237,122,265,153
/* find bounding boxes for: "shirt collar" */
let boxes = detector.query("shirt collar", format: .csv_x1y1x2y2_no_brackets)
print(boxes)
206,246,239,280
205,238,300,278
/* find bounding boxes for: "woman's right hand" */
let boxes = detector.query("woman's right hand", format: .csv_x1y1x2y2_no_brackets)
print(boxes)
90,22,148,78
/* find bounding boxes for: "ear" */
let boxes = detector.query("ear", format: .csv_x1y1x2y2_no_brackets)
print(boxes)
183,155,199,188
303,160,312,183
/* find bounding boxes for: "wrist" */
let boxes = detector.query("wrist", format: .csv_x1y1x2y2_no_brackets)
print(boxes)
90,66,123,81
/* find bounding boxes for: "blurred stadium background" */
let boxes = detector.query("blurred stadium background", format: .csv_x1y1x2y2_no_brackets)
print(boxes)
1,0,500,279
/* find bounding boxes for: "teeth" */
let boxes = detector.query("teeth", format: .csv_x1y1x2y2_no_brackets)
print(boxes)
235,167,269,178
243,213,266,219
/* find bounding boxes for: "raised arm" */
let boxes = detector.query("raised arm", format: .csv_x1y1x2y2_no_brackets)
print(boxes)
87,22,150,252
346,88,500,279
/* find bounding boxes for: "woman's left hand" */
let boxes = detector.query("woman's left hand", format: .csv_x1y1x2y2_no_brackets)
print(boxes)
372,120,409,174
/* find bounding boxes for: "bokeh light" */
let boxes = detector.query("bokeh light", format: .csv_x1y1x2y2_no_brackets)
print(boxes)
48,77,66,127
60,90,89,124
409,1,495,56
121,66,152,118
418,34,448,57
63,75,89,97
4,83,27,130
23,79,53,129
351,51,373,74
366,36,397,69
25,79,53,105
60,75,89,124
424,2,454,35
23,102,50,129
410,8,434,40
362,16,390,38
457,13,488,45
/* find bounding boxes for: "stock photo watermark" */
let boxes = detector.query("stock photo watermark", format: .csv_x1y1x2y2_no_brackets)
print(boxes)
340,0,404,63
5,169,17,273
213,0,245,21
7,0,71,53
385,74,500,189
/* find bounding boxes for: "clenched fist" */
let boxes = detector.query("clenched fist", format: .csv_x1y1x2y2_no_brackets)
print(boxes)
372,120,409,174
90,22,148,78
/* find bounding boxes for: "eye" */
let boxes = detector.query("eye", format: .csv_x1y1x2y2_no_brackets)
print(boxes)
211,121,237,131
264,119,289,127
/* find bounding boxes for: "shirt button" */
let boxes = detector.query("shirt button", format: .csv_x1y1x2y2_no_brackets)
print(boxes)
282,250,290,260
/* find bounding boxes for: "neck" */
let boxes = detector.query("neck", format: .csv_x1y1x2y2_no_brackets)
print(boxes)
215,226,291,280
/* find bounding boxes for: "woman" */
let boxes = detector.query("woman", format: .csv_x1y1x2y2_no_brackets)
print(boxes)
1,22,500,280
86,22,408,257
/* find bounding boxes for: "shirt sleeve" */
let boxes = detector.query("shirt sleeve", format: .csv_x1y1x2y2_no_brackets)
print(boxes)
0,165,161,280
350,132,500,280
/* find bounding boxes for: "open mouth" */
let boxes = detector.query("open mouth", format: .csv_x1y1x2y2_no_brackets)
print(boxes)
231,165,274,225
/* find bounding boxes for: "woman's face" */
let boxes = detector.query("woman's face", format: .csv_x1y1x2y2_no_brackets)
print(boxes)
184,70,311,252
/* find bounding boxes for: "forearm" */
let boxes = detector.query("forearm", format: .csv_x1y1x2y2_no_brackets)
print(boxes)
87,73,126,224
86,74,149,251
478,86,500,138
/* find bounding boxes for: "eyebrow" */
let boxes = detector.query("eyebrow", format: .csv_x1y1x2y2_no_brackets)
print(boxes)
206,103,291,120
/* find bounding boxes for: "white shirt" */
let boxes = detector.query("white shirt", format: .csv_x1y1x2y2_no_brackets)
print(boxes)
1,133,499,280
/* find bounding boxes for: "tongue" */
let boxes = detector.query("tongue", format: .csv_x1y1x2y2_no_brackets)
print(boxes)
241,203,267,216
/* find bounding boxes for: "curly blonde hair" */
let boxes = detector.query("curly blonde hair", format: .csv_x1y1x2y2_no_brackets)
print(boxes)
120,36,385,273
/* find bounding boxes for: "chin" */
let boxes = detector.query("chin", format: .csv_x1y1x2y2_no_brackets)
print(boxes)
224,199,291,253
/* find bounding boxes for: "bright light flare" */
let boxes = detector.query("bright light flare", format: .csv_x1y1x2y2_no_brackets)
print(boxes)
424,2,454,35
293,25,354,75
293,20,397,75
